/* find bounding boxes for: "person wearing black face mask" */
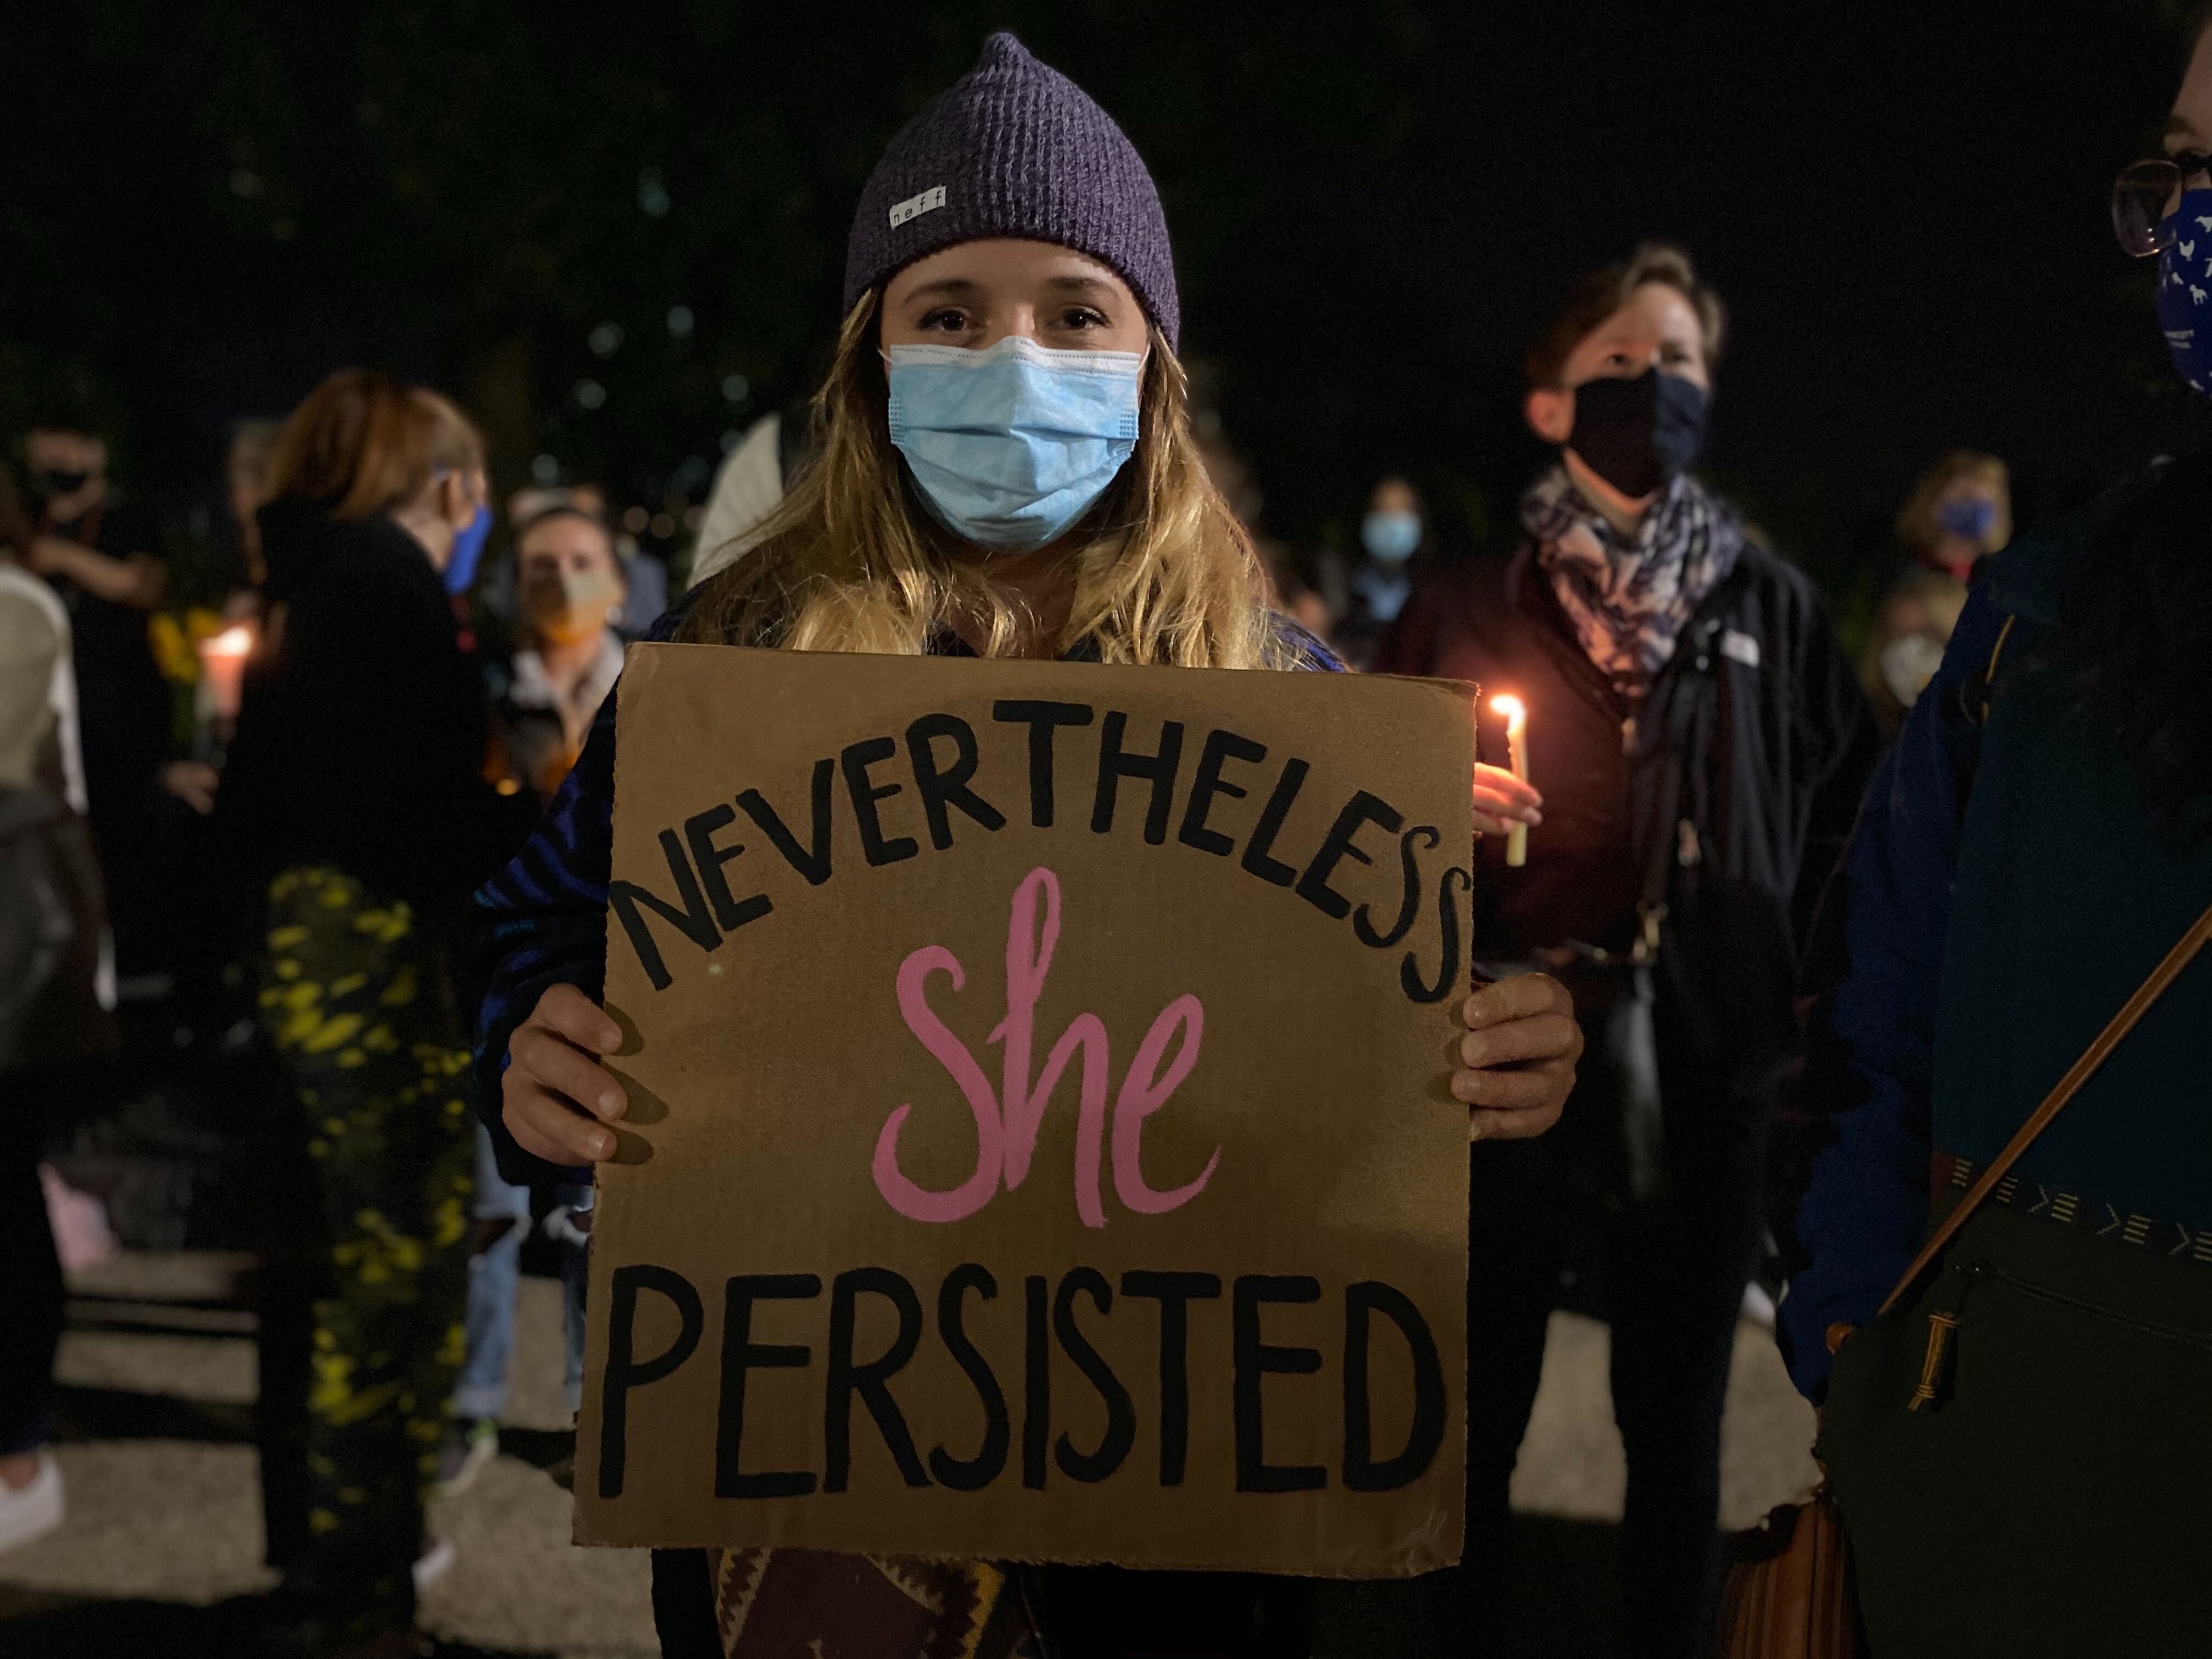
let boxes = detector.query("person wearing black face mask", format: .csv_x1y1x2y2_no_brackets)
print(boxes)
1374,243,1877,1659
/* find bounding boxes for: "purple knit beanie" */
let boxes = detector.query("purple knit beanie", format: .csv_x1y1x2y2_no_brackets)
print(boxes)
842,32,1180,349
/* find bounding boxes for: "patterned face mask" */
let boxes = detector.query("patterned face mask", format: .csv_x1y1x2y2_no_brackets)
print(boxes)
2157,186,2212,397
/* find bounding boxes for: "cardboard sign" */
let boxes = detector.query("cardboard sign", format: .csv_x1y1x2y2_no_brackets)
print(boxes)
576,644,1475,1576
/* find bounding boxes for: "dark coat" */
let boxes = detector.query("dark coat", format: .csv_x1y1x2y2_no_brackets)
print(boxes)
1376,535,1879,1132
218,501,522,926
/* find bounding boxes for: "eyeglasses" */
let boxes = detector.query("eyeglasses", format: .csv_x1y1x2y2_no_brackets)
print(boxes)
2112,152,2212,257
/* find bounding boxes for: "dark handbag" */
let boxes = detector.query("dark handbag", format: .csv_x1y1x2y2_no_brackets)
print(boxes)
1716,895,2212,1658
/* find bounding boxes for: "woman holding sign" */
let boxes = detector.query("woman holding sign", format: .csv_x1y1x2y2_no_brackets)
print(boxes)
476,32,1580,1659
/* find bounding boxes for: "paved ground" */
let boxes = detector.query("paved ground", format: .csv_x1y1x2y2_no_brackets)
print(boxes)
0,1259,1818,1658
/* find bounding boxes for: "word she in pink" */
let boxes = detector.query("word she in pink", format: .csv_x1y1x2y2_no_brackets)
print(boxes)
873,866,1219,1227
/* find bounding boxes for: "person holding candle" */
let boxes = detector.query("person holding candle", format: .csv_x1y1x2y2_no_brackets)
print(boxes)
1374,242,1877,1659
1774,22,2212,1649
471,34,1585,1658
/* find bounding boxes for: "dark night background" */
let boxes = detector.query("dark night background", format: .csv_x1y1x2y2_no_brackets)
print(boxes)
2,0,2204,639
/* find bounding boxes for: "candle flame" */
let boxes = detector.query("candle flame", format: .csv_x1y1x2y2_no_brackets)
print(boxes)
200,625,254,660
1490,695,1525,723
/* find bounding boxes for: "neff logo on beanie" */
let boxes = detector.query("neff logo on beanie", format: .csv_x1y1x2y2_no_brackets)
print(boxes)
890,186,947,230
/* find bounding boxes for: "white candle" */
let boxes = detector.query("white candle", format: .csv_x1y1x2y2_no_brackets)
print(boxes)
197,625,254,725
1490,695,1529,868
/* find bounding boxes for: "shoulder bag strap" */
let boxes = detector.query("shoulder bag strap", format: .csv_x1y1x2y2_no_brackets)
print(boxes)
1879,894,2212,1315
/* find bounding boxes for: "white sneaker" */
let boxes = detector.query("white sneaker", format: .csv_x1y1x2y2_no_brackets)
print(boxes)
0,1454,64,1554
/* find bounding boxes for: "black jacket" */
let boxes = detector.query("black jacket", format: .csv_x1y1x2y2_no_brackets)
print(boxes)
1377,536,1879,1126
218,501,522,925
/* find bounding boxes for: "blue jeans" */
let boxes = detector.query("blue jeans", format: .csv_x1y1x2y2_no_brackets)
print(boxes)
451,1127,531,1422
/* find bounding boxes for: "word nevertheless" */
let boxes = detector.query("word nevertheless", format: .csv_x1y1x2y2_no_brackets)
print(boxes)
610,700,1471,1004
596,1263,1448,1505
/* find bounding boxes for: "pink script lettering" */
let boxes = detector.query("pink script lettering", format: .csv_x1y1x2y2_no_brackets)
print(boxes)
871,867,1218,1227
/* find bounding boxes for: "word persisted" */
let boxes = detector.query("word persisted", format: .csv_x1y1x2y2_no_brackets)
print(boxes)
594,1262,1448,1505
609,700,1471,1004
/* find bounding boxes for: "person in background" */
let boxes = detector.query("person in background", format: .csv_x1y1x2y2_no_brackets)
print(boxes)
21,417,173,981
1375,242,1878,1659
1859,451,2011,736
1776,27,2212,1650
1324,473,1425,669
476,33,1582,1656
438,501,628,1495
0,466,113,1555
215,369,518,1658
494,505,627,800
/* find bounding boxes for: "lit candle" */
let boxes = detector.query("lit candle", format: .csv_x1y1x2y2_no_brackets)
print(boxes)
197,625,254,726
1490,695,1530,868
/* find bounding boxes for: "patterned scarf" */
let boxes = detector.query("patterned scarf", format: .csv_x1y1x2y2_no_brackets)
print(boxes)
1522,467,1744,701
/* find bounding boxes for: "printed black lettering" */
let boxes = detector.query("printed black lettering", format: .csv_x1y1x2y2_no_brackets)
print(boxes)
608,830,721,992
1239,1283,1318,1504
1232,1274,1326,1493
1354,825,1440,950
1053,1268,1136,1483
992,700,1094,827
1342,1281,1447,1492
1091,712,1184,845
597,1265,703,1498
737,757,835,886
823,1267,928,1492
841,737,919,867
930,1265,1010,1492
1295,790,1405,922
684,804,773,934
1120,1270,1222,1486
906,714,1007,851
1023,1273,1050,1489
714,1273,821,1500
1177,729,1267,858
1401,866,1472,1004
1239,759,1312,886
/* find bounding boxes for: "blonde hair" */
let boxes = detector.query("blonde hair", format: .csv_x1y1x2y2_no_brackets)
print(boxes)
681,293,1288,669
1896,450,2011,557
264,369,485,521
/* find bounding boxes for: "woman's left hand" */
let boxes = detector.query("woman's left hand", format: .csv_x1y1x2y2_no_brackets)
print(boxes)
1452,973,1580,1141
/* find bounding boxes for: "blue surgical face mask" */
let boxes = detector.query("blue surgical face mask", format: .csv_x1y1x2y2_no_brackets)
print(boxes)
1934,495,1997,545
1361,508,1421,565
445,503,491,595
886,336,1144,551
2157,187,2212,396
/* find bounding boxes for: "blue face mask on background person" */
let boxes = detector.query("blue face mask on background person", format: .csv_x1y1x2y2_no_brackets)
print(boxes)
886,336,1144,550
1935,495,1997,545
2157,187,2212,396
445,503,491,594
1361,509,1421,565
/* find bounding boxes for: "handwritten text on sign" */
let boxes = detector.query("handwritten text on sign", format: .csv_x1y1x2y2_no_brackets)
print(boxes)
579,646,1475,1576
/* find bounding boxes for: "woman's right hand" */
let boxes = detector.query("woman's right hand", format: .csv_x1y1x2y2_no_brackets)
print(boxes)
503,983,628,1164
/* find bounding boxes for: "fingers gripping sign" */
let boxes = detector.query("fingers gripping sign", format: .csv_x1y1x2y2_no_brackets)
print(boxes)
504,982,629,1166
1453,973,1580,1141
